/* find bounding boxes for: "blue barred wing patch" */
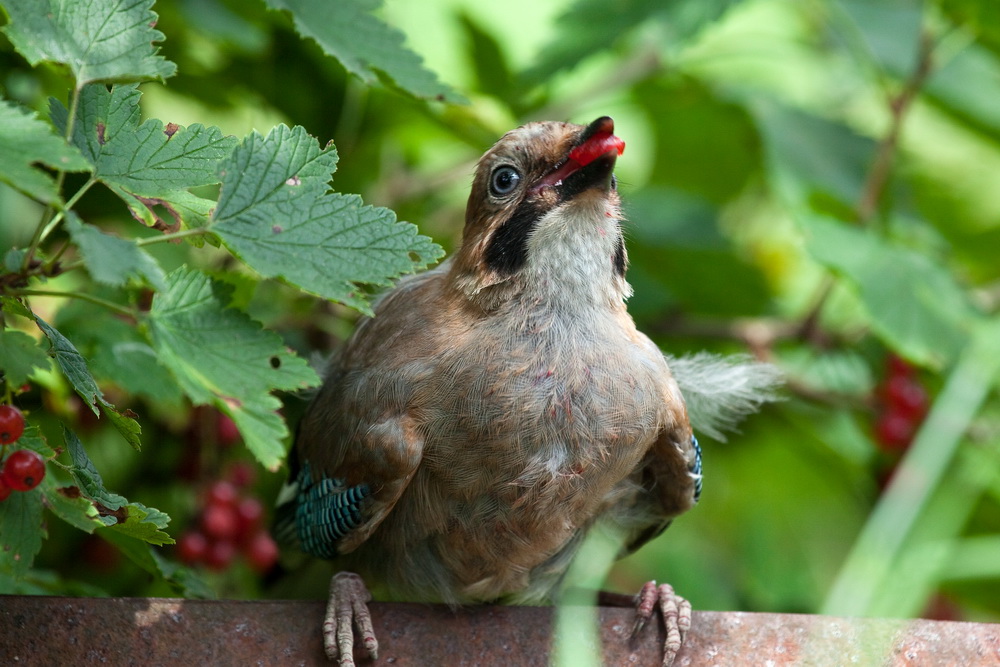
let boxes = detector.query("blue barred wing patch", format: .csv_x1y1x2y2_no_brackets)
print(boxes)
294,463,370,560
690,435,703,503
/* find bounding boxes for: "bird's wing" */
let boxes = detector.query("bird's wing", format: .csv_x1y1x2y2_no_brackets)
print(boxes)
274,269,446,560
274,404,425,559
622,427,702,556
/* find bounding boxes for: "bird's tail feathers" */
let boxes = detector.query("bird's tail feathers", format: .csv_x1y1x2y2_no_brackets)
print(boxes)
668,352,783,440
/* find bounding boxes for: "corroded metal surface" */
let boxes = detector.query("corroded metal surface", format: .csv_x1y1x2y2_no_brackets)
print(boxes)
1,596,998,666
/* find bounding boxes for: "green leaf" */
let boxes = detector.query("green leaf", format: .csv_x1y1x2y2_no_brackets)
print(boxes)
802,215,978,367
65,428,127,512
1,295,34,320
16,423,56,460
147,267,320,469
1,0,176,86
35,316,104,416
64,428,170,544
99,529,213,598
626,188,770,319
924,43,1000,144
752,100,874,211
0,329,52,387
0,428,51,576
262,0,462,103
35,316,142,449
838,0,1000,144
211,124,443,314
0,489,45,578
635,78,761,203
50,84,141,168
53,297,184,406
66,214,167,290
938,0,1000,56
525,0,743,84
0,99,90,204
105,503,173,545
458,13,518,107
92,339,185,406
114,189,218,233
41,478,103,534
52,83,237,231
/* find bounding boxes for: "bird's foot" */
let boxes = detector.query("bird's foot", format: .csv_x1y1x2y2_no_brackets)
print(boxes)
632,581,691,667
324,571,378,665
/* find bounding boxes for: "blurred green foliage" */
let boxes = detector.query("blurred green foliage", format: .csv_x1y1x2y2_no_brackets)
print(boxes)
1,0,999,635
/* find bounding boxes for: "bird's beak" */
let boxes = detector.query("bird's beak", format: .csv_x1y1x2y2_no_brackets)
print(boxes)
533,116,625,194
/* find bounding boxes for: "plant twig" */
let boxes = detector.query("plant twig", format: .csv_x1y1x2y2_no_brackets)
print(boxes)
856,30,935,223
796,29,935,339
23,88,84,271
12,289,136,319
135,227,212,246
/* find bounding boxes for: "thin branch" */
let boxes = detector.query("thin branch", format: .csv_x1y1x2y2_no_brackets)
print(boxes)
857,30,935,223
796,29,935,339
12,289,136,319
650,313,837,350
23,88,83,271
135,227,212,246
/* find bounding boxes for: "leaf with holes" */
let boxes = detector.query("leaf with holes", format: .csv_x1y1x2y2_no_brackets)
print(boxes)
147,267,320,469
211,124,443,314
51,83,236,231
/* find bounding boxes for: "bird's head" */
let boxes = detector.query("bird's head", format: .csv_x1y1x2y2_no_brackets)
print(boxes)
450,117,630,309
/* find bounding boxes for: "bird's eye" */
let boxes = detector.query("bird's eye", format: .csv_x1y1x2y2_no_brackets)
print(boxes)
490,166,521,196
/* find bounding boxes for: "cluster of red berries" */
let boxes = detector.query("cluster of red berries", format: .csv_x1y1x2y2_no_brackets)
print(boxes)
873,355,929,453
0,405,45,501
176,466,279,574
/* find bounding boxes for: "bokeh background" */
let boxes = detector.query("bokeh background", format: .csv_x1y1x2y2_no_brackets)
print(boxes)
2,0,999,624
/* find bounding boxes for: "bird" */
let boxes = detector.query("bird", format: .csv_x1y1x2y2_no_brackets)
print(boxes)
274,116,780,666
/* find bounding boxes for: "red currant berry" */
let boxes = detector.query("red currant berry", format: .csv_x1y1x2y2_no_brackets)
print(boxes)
201,503,239,541
206,480,238,507
0,478,11,501
82,535,122,572
1,449,45,491
177,531,209,565
235,497,264,540
886,354,915,378
0,405,25,445
204,539,236,571
883,375,927,420
875,410,915,452
227,461,256,488
216,413,240,447
245,531,279,573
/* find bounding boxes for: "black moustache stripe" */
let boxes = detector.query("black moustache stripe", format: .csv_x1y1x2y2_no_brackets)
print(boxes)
484,198,543,275
613,235,627,277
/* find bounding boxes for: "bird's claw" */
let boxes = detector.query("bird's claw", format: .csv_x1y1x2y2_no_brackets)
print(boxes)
632,581,691,667
324,572,378,665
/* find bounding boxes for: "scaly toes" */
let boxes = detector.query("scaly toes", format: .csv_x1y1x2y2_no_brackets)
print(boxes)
323,572,377,665
631,580,692,667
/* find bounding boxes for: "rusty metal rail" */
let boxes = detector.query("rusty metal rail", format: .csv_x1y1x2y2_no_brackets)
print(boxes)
1,596,999,665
